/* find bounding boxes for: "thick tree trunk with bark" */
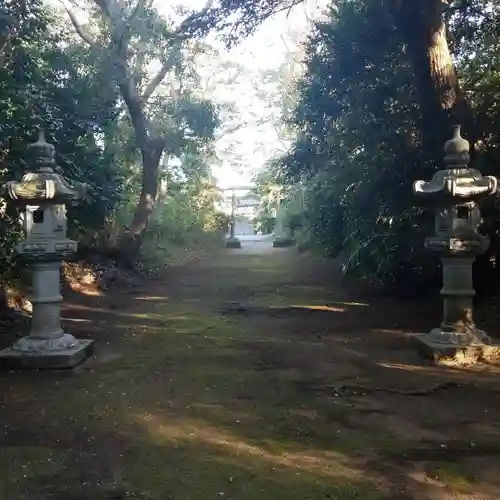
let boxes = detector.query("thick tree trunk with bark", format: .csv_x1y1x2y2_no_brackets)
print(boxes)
63,0,175,266
0,12,13,67
119,137,165,266
390,0,473,163
112,66,168,265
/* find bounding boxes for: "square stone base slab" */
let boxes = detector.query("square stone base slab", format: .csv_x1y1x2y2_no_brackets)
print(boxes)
225,238,241,249
413,334,500,367
272,237,294,248
0,339,95,371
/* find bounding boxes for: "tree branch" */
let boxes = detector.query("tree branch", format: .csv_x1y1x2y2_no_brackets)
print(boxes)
128,0,153,23
59,1,96,46
0,39,10,67
0,12,13,53
0,15,13,68
133,40,148,88
118,76,150,153
176,0,216,38
0,33,9,52
141,48,179,101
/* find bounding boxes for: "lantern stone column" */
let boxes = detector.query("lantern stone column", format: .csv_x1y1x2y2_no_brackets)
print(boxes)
413,125,500,366
273,198,293,248
0,130,95,370
225,189,241,248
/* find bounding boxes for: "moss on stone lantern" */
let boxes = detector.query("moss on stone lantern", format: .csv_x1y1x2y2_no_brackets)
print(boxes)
413,125,500,366
0,130,94,370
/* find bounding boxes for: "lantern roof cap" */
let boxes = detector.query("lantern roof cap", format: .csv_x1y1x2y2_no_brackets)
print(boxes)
2,129,87,205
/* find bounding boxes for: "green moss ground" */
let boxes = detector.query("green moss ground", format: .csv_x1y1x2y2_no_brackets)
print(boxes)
1,248,499,499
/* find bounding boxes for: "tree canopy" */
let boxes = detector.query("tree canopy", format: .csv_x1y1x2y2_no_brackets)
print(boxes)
0,0,229,285
248,0,500,291
3,0,500,295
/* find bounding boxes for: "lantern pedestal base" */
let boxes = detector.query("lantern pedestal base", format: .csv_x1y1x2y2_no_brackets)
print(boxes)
225,236,241,248
272,236,294,248
0,338,95,370
413,332,500,367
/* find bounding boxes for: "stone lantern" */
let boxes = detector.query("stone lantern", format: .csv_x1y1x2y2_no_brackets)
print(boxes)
413,125,500,365
0,130,95,369
273,197,293,248
225,189,241,248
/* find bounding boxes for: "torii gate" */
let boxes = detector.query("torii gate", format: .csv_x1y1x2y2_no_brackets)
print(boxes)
218,186,259,248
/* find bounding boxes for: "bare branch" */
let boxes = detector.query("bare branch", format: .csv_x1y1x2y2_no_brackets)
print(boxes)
141,63,169,101
141,48,179,101
128,0,152,23
59,1,96,46
0,14,13,68
133,40,148,87
0,12,13,51
136,0,215,101
0,33,9,52
0,40,11,67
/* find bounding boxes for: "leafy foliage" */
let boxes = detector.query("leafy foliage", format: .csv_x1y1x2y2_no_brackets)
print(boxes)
270,0,434,286
263,0,500,291
0,1,226,291
0,1,120,267
183,0,305,44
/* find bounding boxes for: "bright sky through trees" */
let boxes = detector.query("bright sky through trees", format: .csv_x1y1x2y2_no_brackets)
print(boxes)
47,0,326,189
168,0,327,189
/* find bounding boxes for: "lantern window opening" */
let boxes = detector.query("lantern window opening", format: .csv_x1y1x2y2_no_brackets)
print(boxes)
33,209,44,224
457,206,469,220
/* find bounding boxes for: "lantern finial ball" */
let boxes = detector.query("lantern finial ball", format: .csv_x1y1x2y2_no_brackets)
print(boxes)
444,125,470,168
26,127,56,171
37,128,46,144
444,124,469,155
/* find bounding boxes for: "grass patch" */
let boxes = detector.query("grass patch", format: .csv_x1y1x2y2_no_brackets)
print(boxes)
121,441,384,500
425,461,477,492
0,297,388,499
3,247,496,499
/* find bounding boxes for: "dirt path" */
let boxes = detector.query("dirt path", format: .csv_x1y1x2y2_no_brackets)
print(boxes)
2,245,500,499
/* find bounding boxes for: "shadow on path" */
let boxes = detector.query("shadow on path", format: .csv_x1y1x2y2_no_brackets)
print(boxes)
1,248,500,499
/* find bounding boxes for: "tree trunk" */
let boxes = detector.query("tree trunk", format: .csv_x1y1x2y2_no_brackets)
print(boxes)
118,137,164,266
0,12,13,68
63,1,173,264
390,0,473,163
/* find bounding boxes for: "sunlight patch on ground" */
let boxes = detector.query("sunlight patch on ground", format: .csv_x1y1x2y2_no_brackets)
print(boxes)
376,328,420,336
70,287,103,297
60,317,90,323
64,305,168,322
424,462,477,494
376,361,500,382
377,362,437,373
135,295,169,301
336,300,369,307
132,413,361,481
405,469,484,499
286,304,346,312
